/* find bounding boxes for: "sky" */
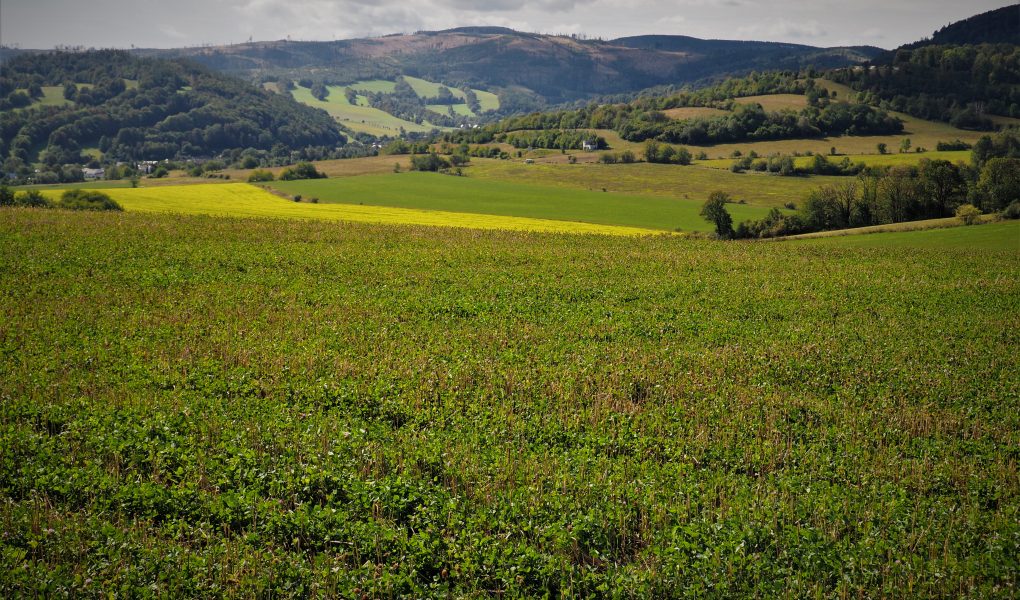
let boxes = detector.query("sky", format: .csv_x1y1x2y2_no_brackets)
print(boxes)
0,0,1013,50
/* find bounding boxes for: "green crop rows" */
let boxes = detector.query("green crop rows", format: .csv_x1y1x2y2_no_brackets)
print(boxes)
1,209,1017,597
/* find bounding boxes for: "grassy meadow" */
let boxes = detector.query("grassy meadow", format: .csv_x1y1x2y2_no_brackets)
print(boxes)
1,206,1016,597
466,159,845,208
288,78,499,134
270,172,779,231
289,86,440,137
696,149,973,170
789,219,1019,249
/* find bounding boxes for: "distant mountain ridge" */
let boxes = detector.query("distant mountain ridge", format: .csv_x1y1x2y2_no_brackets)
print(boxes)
131,29,883,107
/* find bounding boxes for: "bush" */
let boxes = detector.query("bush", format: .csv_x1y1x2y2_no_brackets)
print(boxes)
955,203,982,225
15,190,51,208
937,139,972,151
599,153,618,164
279,162,326,181
1001,201,1020,220
247,169,275,182
409,153,451,172
58,189,122,211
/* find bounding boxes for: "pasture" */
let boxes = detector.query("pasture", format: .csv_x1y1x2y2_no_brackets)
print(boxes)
289,86,440,137
789,219,1019,249
269,172,780,231
696,149,973,170
1,207,1016,597
466,159,845,208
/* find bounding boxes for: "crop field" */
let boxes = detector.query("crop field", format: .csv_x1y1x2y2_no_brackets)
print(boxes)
467,159,845,208
697,149,973,170
290,86,440,137
270,172,778,231
36,183,656,235
1,206,1016,597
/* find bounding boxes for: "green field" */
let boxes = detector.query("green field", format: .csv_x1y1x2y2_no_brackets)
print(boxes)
732,94,808,111
428,103,476,117
793,219,1020,249
349,79,398,94
1,206,1016,597
35,183,656,235
697,149,973,170
467,159,846,208
270,172,780,232
290,85,440,137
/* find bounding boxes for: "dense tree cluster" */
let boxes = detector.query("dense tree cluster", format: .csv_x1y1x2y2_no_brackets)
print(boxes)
504,130,606,150
0,50,346,172
734,136,1019,239
830,44,1020,127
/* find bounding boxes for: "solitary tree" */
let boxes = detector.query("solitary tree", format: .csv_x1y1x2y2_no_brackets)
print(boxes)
701,191,734,238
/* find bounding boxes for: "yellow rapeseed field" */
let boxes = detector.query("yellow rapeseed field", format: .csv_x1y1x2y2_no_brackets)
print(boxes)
43,183,663,236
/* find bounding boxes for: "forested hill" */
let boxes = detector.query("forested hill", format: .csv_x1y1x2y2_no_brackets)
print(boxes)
827,7,1020,129
907,5,1020,48
0,50,346,166
139,29,881,107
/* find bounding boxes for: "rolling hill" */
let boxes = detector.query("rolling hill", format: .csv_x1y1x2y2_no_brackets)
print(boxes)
136,28,882,108
0,50,346,168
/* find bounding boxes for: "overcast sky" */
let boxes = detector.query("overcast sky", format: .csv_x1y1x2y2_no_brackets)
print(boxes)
0,1,1013,50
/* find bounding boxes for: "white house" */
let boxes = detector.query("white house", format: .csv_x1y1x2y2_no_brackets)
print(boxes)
582,141,596,152
83,168,105,179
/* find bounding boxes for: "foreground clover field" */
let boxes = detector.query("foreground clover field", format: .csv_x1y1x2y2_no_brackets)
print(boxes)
1,208,1017,597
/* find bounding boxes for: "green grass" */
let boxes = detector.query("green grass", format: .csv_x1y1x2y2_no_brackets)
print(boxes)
697,149,973,170
468,159,845,209
0,207,1016,597
270,172,780,232
18,86,74,109
732,94,808,111
403,76,463,101
290,85,441,137
349,79,397,94
473,89,501,112
428,103,476,117
795,220,1020,249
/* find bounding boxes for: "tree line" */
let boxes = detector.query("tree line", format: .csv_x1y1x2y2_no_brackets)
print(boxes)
441,75,901,148
728,130,1020,238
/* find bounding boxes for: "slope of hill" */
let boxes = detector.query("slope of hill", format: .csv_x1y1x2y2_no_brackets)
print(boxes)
140,29,882,108
0,50,346,169
826,6,1020,128
907,5,1020,47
